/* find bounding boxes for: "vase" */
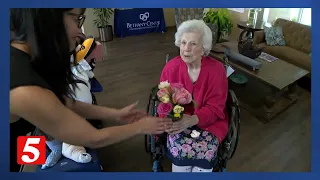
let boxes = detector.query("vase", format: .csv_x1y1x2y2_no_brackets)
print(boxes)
205,23,219,46
98,25,113,42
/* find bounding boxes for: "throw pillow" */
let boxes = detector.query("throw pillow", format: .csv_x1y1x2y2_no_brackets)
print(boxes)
264,26,286,46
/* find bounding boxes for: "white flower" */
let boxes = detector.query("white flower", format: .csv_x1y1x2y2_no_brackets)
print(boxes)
173,105,184,114
190,130,200,138
158,80,170,89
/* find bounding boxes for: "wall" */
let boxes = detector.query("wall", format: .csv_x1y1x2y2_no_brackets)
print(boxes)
83,8,98,36
161,8,250,41
82,8,114,37
163,8,176,27
224,9,250,41
83,8,176,37
82,8,250,41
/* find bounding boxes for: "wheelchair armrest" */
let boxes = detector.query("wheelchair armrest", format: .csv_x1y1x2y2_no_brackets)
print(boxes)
151,86,159,101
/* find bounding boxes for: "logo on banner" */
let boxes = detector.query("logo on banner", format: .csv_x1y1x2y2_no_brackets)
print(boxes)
140,12,149,21
126,11,161,31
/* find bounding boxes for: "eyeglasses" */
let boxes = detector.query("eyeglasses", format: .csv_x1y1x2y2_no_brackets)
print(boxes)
66,12,86,28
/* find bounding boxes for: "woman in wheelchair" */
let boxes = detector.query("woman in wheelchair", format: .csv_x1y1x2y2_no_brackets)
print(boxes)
160,19,229,172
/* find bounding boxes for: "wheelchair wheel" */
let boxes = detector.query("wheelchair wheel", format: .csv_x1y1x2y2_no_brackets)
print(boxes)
145,134,151,153
159,164,164,172
152,160,164,172
92,93,97,105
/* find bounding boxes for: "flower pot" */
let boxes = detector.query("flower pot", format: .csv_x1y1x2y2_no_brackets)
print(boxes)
98,25,113,42
205,23,218,47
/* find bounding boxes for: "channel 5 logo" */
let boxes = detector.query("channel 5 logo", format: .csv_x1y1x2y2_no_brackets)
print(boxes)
17,136,46,165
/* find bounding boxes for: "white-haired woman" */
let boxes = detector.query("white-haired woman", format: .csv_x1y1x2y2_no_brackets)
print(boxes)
160,19,229,172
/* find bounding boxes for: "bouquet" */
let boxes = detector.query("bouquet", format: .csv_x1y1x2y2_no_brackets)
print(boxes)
156,81,196,122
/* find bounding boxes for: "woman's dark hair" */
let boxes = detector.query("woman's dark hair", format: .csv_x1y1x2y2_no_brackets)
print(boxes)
10,8,86,104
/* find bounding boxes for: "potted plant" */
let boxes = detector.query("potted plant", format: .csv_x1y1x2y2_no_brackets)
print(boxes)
203,8,233,43
93,8,114,42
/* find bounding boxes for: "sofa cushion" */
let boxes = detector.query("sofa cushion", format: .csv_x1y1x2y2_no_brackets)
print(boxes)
264,45,311,72
274,18,311,54
264,26,286,46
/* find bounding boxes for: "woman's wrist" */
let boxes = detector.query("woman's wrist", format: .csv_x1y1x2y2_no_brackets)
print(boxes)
130,120,143,134
190,115,199,126
104,107,122,120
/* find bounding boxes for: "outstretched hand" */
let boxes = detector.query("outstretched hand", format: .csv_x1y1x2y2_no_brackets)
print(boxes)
165,114,199,134
117,101,147,124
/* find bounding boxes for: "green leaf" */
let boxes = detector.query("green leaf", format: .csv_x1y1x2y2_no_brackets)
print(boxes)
203,8,233,40
167,114,173,119
93,8,114,28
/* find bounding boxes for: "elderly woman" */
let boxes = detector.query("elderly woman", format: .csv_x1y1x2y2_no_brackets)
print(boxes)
160,19,229,172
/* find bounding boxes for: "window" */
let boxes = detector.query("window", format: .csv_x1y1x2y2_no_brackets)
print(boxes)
263,8,311,26
300,8,311,26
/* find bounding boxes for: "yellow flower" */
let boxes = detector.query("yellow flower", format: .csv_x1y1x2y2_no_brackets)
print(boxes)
173,105,184,114
160,95,170,103
174,113,181,118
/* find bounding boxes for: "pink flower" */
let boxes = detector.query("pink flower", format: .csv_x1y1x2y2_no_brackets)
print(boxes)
172,88,192,105
157,88,169,98
211,145,218,151
197,152,205,159
157,102,173,116
188,150,196,157
185,138,193,145
197,142,208,151
205,150,215,160
202,131,209,137
158,114,167,118
206,136,212,141
171,147,179,157
200,145,208,152
168,136,174,146
170,83,184,93
181,144,192,153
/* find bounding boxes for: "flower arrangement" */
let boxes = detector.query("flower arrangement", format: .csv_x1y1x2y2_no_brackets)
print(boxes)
156,81,196,121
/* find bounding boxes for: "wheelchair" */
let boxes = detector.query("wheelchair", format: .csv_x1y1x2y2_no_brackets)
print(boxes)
144,54,240,172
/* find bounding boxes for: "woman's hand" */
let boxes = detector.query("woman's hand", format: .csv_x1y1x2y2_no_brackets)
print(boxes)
165,114,199,134
66,98,147,124
117,101,147,124
134,116,173,135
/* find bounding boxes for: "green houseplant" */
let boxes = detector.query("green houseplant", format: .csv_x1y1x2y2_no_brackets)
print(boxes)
93,8,114,42
203,8,233,43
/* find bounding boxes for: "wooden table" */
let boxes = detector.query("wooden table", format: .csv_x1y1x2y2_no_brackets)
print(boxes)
210,42,309,122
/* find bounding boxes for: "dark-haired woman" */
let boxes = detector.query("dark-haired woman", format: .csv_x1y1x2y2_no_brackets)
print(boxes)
10,8,172,172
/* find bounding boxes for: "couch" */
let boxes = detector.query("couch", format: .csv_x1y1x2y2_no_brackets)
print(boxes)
253,18,311,73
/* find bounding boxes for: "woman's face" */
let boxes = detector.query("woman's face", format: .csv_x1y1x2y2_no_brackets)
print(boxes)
179,32,204,64
63,8,85,51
